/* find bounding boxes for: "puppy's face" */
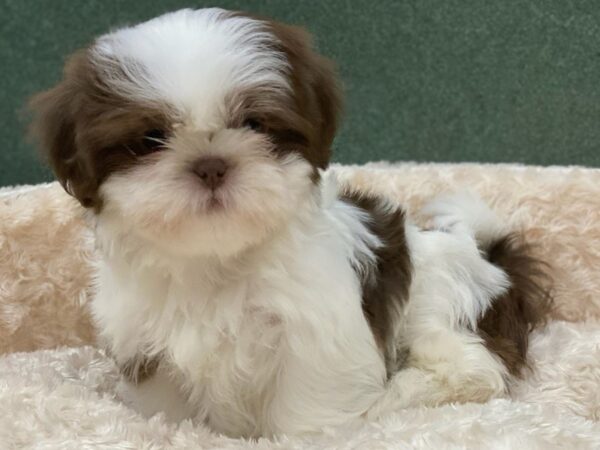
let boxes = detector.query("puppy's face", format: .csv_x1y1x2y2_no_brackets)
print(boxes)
30,8,340,256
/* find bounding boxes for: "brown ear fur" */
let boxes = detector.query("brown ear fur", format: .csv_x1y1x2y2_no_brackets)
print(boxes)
265,20,343,169
29,51,99,208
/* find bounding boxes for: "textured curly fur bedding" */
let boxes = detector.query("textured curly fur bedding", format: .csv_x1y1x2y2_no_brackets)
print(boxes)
1,162,600,448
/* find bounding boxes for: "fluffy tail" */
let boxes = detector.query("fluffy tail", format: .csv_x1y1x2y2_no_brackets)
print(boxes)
421,191,507,248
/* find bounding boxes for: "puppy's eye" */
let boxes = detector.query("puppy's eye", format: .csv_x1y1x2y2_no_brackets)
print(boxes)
128,129,168,156
142,129,167,150
243,118,264,133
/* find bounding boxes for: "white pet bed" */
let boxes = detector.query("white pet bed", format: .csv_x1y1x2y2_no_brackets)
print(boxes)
1,163,600,449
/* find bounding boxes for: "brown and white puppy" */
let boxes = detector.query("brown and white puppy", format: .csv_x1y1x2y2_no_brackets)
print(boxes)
29,8,551,438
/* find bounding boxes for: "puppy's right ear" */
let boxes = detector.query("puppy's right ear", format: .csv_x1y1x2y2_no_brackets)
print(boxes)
28,51,98,208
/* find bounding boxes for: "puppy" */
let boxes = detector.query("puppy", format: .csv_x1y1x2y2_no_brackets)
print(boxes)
29,8,552,437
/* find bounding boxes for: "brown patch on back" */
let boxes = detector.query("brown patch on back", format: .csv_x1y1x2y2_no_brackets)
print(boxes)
478,233,553,376
342,190,412,376
28,49,171,210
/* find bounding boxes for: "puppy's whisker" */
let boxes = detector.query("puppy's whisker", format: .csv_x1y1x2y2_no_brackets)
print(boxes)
144,137,168,145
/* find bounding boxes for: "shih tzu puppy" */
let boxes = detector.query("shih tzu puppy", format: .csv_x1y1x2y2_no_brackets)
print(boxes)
29,8,551,437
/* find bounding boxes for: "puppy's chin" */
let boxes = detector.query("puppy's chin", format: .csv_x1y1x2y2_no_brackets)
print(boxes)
97,149,317,258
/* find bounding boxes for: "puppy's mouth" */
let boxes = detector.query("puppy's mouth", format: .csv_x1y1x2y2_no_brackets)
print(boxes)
206,195,224,211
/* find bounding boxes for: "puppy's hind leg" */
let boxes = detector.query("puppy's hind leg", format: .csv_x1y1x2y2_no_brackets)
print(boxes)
368,193,552,419
368,221,510,419
423,191,553,376
367,327,508,419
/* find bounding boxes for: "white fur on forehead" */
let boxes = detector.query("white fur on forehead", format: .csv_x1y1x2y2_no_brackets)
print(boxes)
92,8,290,123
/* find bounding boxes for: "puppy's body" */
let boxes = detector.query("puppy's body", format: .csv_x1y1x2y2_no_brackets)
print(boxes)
95,177,386,435
30,8,551,438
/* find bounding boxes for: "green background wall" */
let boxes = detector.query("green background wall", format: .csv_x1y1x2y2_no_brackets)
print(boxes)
1,0,599,187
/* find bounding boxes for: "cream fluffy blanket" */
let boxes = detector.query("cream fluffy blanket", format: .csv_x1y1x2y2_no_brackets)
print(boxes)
1,163,600,449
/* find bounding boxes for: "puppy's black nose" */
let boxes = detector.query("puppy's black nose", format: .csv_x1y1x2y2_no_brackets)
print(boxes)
193,158,228,190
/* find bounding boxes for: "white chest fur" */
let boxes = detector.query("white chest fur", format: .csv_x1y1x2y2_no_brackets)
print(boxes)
91,198,386,436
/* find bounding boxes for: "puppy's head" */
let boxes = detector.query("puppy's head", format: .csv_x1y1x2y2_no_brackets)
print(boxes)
30,8,341,256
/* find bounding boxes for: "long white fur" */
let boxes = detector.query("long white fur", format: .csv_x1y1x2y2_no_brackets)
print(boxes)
89,9,514,437
93,8,290,118
94,173,387,436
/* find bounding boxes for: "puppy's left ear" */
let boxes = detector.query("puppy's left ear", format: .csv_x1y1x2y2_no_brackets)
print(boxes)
28,50,101,209
267,21,343,169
